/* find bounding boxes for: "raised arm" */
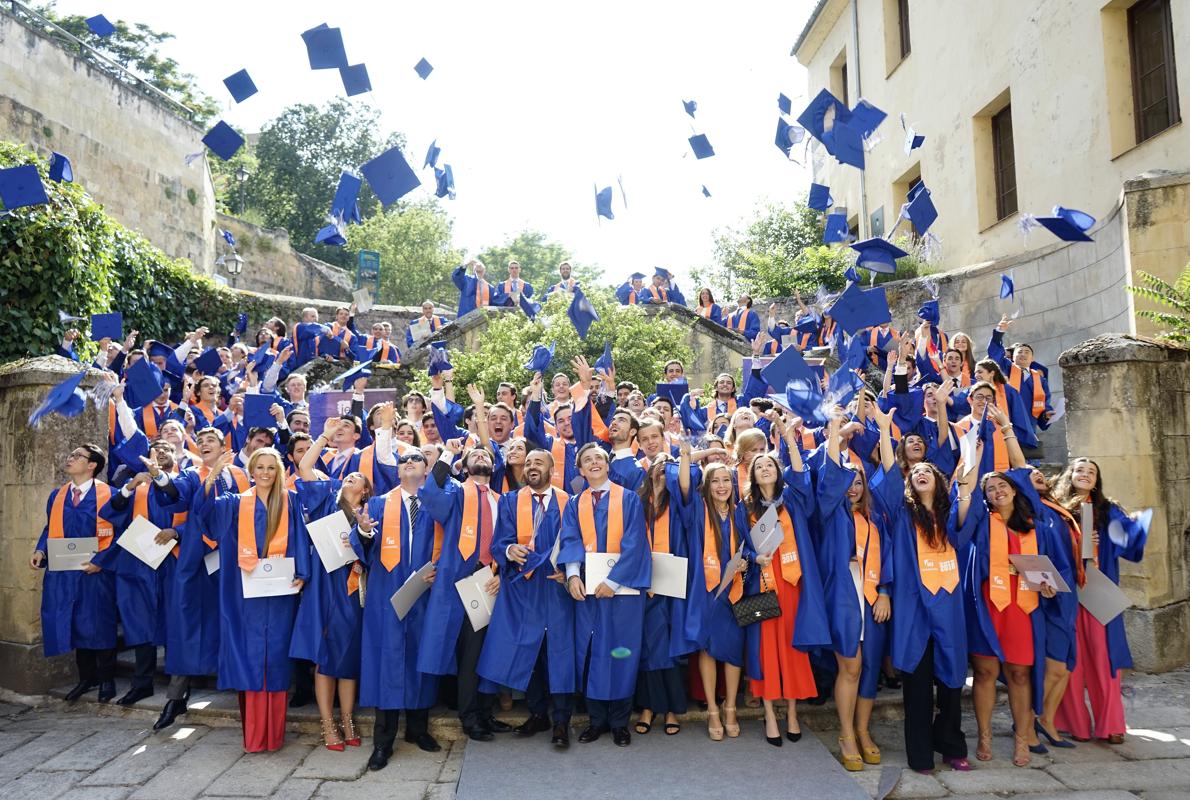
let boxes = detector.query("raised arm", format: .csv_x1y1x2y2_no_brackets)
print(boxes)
870,403,896,472
987,402,1026,468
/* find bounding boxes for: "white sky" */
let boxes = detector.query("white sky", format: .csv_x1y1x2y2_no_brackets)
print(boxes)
53,0,817,283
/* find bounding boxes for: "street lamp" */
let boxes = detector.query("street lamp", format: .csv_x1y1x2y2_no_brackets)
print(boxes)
234,165,250,214
226,252,244,288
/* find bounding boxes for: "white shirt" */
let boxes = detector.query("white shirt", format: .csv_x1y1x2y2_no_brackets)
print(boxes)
564,481,620,591
611,448,636,461
71,479,95,499
505,487,554,559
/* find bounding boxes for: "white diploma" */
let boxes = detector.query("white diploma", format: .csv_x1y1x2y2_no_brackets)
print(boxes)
353,287,374,313
307,510,356,573
584,552,639,596
204,549,220,575
714,545,747,600
240,557,299,598
649,553,688,599
47,537,98,572
115,515,173,570
1079,565,1131,625
751,505,783,557
454,568,495,630
1008,553,1071,593
390,561,435,620
1080,504,1096,560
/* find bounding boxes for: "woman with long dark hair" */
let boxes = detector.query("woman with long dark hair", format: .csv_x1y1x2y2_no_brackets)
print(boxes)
696,288,723,326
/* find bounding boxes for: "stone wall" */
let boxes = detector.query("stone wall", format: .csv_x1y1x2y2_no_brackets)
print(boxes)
216,214,354,301
1060,334,1190,673
0,9,216,273
1123,172,1190,340
0,356,109,692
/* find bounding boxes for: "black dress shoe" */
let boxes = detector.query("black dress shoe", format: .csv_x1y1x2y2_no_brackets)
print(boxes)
466,728,494,742
289,689,314,708
97,681,116,703
153,699,187,732
406,732,441,752
482,717,513,734
64,681,96,703
366,747,391,771
612,727,631,747
785,730,802,743
551,723,570,749
116,684,154,706
514,714,551,737
577,725,607,743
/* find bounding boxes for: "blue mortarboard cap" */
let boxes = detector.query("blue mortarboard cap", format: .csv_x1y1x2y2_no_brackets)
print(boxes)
778,93,792,115
521,546,554,576
850,237,908,275
90,312,122,341
1000,274,1015,301
917,299,941,326
125,357,165,408
145,341,185,377
823,211,850,244
841,334,869,371
434,164,455,199
523,342,555,374
908,131,925,151
629,271,646,281
567,286,600,339
361,146,421,206
302,24,348,70
760,345,816,390
828,365,867,408
0,165,49,210
29,370,87,425
905,184,938,234
427,344,453,376
424,139,441,169
654,266,672,279
202,121,244,161
336,361,372,391
48,152,73,183
827,119,865,169
844,265,861,283
192,347,223,376
340,63,371,96
808,183,833,211
223,69,257,103
318,334,345,359
242,394,276,429
221,228,236,247
1036,206,1095,242
251,342,275,369
701,185,711,198
847,99,887,140
236,312,249,334
595,341,613,373
86,14,116,37
784,378,831,427
314,221,347,247
682,99,697,118
774,117,796,157
595,185,615,220
827,282,892,335
519,293,541,320
688,134,715,159
330,172,363,224
794,313,820,337
796,88,847,144
653,382,687,407
414,58,433,79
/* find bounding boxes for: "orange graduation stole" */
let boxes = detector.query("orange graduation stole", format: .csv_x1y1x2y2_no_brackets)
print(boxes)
108,401,117,445
475,280,491,309
198,464,250,548
955,416,1008,471
753,505,802,588
1007,364,1046,417
716,396,737,417
550,439,569,490
916,523,959,594
133,482,188,558
578,484,624,553
1043,498,1087,586
330,321,354,346
516,487,568,578
236,487,289,573
703,507,743,602
647,507,671,554
697,304,714,319
457,480,499,559
988,513,1038,613
729,309,749,332
141,403,176,439
852,510,881,606
646,286,668,303
380,490,407,571
49,482,114,549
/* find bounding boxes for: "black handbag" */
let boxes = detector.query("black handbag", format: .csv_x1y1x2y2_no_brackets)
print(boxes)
732,569,780,627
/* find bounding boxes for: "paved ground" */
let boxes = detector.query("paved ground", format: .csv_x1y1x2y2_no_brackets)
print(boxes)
0,668,1188,799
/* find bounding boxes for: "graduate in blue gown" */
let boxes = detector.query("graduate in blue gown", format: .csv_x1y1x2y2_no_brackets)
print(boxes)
452,261,495,317
695,288,724,326
558,443,652,745
31,444,119,704
194,447,310,753
478,448,578,742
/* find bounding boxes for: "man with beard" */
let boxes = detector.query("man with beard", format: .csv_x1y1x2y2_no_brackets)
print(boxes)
545,260,579,295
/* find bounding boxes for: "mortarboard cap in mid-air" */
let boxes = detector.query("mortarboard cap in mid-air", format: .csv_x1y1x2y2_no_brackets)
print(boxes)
595,341,614,373
1036,206,1095,242
340,63,372,96
567,286,600,339
905,184,938,234
90,312,122,341
1000,274,1015,301
192,347,223,376
701,185,711,198
236,313,249,334
124,357,165,408
48,152,73,183
688,134,715,159
760,345,816,391
850,237,908,275
414,58,433,79
202,121,244,161
778,93,792,115
314,221,347,247
361,146,421,206
434,164,455,199
595,185,614,220
0,164,49,210
28,370,88,426
796,89,847,146
917,299,941,326
827,282,892,335
302,24,348,70
682,99,697,118
523,342,555,374
823,211,850,244
808,183,833,212
653,382,687,407
844,265,861,283
774,117,799,157
86,14,117,37
242,394,276,429
330,172,362,224
424,139,441,169
223,69,257,103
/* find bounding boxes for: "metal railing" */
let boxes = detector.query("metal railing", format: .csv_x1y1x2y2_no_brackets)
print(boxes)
3,0,197,121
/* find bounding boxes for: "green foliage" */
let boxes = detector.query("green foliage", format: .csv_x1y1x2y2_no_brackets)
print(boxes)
0,142,285,364
249,100,404,267
209,146,258,215
33,3,219,123
408,291,693,397
1128,264,1190,343
347,199,463,306
476,230,602,290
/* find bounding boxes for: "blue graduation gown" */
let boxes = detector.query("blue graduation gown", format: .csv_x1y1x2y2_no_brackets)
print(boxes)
197,488,311,692
609,455,646,492
697,303,723,325
871,466,972,688
557,487,651,701
988,330,1053,430
1093,503,1148,674
352,490,440,709
678,490,745,667
1034,501,1080,670
452,266,491,317
36,485,118,656
477,488,577,694
289,480,363,679
724,308,761,341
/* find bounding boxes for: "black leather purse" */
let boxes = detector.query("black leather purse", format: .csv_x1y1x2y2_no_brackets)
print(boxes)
732,568,780,627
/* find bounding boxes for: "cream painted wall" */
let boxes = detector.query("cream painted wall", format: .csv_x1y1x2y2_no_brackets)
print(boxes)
794,0,1190,271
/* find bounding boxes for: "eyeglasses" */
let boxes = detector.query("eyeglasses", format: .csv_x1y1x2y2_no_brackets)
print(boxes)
398,454,426,464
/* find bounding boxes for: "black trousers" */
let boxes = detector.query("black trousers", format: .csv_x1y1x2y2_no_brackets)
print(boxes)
292,658,314,695
587,698,632,729
76,648,116,684
372,708,429,753
131,644,157,689
635,665,688,716
899,639,968,770
525,636,573,725
455,616,494,731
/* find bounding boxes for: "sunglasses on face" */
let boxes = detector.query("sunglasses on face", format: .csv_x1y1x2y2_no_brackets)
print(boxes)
398,454,426,464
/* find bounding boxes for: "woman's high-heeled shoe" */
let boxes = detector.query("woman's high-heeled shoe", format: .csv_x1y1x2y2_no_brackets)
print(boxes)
838,737,863,772
341,714,361,747
1013,734,1032,767
765,717,782,747
707,708,724,741
1034,719,1075,749
722,705,740,738
321,718,345,752
857,731,881,764
976,729,994,761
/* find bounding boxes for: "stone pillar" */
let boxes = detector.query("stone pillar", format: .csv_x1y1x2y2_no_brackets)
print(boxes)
0,356,109,692
1059,334,1190,672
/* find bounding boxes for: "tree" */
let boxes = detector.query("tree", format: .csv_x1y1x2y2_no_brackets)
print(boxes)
1129,263,1190,343
407,290,693,398
476,230,601,290
32,3,219,123
209,146,258,216
347,200,463,307
248,100,404,266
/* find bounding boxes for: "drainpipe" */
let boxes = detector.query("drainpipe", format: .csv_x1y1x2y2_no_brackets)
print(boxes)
851,0,869,237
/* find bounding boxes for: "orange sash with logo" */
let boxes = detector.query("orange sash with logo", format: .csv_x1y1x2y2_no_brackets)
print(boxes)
380,491,407,571
754,505,801,588
236,487,289,573
916,523,959,594
457,481,499,559
49,482,114,549
988,514,1038,613
550,439,569,490
578,484,624,553
703,508,742,602
852,511,881,606
1007,364,1046,417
